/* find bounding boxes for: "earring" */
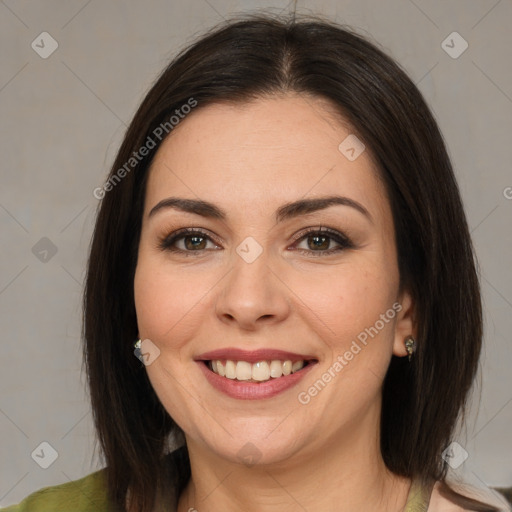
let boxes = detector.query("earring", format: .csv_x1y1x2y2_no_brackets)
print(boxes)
404,336,416,362
134,339,143,362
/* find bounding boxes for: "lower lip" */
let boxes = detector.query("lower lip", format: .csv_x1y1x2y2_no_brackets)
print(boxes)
196,361,316,400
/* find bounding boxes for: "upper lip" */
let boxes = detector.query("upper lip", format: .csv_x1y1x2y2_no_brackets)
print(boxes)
195,348,318,364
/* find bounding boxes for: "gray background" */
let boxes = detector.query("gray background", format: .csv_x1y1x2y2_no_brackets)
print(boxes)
1,0,511,507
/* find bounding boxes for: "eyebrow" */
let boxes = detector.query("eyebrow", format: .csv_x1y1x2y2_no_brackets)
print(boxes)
148,195,372,224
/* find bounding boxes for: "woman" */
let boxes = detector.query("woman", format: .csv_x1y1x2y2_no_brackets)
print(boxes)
2,12,510,512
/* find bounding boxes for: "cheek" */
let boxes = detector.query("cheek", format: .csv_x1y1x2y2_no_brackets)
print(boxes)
133,255,207,348
290,258,398,343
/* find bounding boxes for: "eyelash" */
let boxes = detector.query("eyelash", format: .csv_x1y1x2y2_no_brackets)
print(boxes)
157,226,354,257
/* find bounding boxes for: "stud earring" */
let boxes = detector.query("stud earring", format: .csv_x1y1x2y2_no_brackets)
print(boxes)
404,336,416,362
134,339,142,362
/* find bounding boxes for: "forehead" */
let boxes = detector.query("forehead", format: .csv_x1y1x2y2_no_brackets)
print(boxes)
144,94,390,225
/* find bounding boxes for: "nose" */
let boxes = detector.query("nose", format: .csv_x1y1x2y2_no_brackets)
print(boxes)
215,247,291,331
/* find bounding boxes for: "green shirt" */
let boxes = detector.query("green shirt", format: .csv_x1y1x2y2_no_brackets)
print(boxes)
0,468,112,511
1,470,432,511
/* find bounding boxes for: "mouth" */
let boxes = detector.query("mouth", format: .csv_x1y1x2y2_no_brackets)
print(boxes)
195,348,318,399
204,359,316,383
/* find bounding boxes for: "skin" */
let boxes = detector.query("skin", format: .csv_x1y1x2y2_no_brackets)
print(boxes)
133,93,417,512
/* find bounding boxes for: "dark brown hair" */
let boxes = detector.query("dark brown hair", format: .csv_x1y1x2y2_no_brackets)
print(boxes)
83,11,497,512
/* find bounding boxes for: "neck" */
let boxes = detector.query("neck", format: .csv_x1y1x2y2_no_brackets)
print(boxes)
177,405,412,512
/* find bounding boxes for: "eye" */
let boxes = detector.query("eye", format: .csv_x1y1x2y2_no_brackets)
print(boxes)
157,226,354,257
290,226,354,256
157,228,220,255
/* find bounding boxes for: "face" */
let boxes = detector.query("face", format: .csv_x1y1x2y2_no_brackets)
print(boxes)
133,94,414,466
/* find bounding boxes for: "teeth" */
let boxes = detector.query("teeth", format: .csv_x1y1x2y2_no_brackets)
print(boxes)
292,361,304,373
236,361,252,381
225,360,236,379
209,359,307,382
252,361,270,381
270,360,283,378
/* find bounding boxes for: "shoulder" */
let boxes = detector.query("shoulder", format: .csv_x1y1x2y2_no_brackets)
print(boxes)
428,482,469,511
428,480,511,512
0,468,112,512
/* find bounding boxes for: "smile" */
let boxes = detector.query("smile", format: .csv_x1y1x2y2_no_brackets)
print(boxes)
208,359,311,382
196,348,318,399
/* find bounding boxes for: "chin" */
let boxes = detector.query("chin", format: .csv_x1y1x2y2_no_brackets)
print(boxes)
193,422,311,468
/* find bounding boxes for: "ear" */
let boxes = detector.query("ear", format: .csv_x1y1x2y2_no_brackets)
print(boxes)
392,289,416,358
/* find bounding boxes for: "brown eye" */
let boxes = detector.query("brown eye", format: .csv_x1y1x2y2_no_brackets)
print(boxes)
291,227,354,256
158,226,354,257
158,228,220,255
